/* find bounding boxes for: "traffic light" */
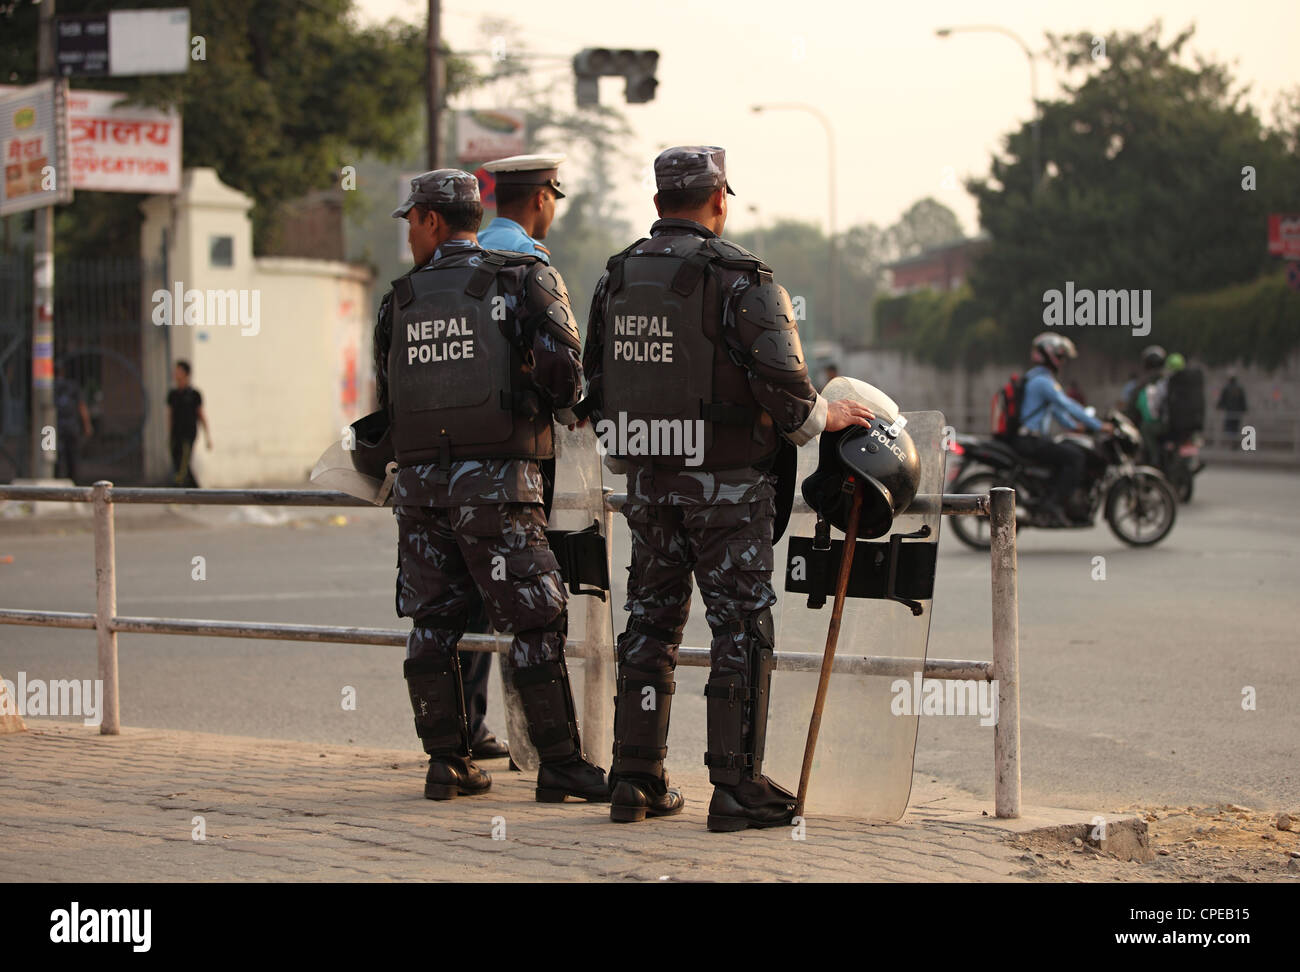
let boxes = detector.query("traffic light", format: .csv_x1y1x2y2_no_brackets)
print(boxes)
573,48,659,106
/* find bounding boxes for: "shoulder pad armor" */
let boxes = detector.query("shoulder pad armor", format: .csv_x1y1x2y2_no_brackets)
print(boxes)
736,281,807,379
707,238,771,272
528,265,581,352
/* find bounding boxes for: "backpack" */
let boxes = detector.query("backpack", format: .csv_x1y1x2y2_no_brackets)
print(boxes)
991,373,1026,441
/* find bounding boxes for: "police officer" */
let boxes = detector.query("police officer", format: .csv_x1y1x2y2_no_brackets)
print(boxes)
581,146,873,831
478,154,566,262
470,154,568,758
376,169,607,803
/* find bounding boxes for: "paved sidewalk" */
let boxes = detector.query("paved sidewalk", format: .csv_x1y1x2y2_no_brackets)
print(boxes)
2,723,1294,882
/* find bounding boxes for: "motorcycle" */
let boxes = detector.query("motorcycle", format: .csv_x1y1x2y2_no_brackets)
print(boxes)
1155,432,1205,503
946,410,1177,550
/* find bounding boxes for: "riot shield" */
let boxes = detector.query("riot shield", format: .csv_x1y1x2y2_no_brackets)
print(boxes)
498,423,614,771
766,410,946,822
308,439,396,506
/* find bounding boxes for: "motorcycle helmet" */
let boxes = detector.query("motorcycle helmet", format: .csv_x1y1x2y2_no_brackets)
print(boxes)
1030,332,1078,372
1141,345,1167,371
801,377,922,539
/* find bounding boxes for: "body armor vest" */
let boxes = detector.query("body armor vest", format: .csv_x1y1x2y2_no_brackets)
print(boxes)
388,251,552,466
600,236,776,472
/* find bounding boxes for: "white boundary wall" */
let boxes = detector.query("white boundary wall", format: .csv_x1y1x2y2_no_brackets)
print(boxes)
139,168,374,486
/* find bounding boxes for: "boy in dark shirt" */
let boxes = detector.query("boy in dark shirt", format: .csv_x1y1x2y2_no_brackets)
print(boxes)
166,360,210,487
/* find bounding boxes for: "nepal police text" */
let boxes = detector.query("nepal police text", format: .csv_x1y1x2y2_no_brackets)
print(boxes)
612,314,674,362
407,318,475,364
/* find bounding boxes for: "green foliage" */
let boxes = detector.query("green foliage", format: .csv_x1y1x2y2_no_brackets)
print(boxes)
1,0,470,254
1162,273,1300,369
728,197,963,349
966,21,1300,366
873,286,998,368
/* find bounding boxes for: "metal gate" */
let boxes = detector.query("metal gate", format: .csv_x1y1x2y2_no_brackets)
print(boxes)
0,248,161,484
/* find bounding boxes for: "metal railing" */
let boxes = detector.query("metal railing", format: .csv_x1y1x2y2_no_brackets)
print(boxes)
0,481,1022,818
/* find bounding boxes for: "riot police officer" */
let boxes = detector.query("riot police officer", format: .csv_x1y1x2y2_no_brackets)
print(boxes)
376,169,607,803
581,146,873,831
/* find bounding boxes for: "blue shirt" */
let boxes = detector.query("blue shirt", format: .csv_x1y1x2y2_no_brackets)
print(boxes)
1020,365,1102,435
478,217,550,263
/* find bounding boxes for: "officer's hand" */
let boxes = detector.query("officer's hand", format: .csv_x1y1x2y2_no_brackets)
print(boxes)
1100,422,1116,436
824,399,875,432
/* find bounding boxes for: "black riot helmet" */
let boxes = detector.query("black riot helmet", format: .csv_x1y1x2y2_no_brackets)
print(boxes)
350,410,394,479
801,379,922,538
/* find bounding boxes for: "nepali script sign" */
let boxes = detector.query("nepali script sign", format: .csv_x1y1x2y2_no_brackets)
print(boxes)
67,90,181,193
0,81,73,217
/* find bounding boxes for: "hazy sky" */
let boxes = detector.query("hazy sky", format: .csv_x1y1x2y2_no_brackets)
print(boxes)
357,0,1298,238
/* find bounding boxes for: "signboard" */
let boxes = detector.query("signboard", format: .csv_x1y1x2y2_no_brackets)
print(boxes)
56,8,190,77
455,109,525,164
0,81,73,217
1267,213,1300,260
66,90,181,193
56,14,109,77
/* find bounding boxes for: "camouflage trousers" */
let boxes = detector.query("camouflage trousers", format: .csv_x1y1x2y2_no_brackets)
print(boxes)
617,497,776,679
395,502,568,669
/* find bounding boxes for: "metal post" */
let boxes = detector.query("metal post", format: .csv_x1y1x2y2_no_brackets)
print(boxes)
92,482,120,734
29,0,57,479
579,498,615,765
989,486,1020,817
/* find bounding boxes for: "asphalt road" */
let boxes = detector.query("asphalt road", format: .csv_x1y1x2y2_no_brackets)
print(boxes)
2,464,1296,813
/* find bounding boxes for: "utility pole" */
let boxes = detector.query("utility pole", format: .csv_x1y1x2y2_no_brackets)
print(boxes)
30,0,56,479
426,0,442,169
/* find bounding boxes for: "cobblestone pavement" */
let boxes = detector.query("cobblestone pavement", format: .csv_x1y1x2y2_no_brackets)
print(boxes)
5,722,1292,882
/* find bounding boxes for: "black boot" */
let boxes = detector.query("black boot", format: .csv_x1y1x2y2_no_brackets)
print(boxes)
704,612,795,832
609,665,684,823
512,655,608,803
405,654,491,800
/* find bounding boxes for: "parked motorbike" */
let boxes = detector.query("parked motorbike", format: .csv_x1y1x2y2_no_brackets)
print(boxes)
947,411,1177,550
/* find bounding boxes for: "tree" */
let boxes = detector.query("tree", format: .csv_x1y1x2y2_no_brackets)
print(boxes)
0,0,471,254
967,22,1300,363
885,197,965,260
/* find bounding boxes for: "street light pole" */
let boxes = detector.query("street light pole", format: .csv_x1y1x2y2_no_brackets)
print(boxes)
936,24,1040,190
426,0,443,168
752,104,837,347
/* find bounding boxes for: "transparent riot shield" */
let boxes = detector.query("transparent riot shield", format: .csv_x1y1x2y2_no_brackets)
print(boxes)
766,410,946,822
498,424,614,771
308,439,396,505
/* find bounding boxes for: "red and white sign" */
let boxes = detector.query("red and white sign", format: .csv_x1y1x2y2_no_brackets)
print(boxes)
455,109,525,164
65,90,180,193
0,85,181,194
1267,213,1300,260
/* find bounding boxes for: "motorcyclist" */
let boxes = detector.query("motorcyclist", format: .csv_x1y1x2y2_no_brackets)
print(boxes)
1124,345,1166,427
1136,350,1190,463
1014,333,1114,525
